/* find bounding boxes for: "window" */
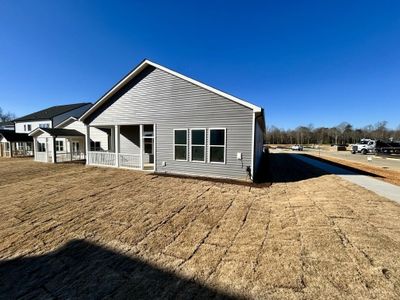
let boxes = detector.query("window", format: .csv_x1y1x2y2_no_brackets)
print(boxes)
27,124,31,131
144,138,153,154
174,129,187,160
209,129,226,163
24,125,26,131
90,141,101,151
190,129,206,162
37,142,46,152
39,123,49,128
55,140,64,152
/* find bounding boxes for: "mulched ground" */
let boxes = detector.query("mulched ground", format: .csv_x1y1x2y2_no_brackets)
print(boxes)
0,156,399,299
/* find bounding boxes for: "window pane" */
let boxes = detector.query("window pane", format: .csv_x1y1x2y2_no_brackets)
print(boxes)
210,146,224,163
175,146,187,160
210,129,225,145
192,146,204,161
175,130,187,144
191,130,205,145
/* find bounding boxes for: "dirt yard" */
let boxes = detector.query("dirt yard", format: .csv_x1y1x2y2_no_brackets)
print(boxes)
1,156,400,299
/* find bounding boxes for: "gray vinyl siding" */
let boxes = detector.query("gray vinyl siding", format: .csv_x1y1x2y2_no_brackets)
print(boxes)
53,104,92,127
89,66,254,180
120,126,140,154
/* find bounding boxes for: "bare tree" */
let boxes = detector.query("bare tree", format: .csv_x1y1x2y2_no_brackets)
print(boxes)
0,107,16,122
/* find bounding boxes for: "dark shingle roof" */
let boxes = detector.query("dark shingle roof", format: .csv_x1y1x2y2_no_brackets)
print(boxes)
39,128,84,137
0,130,33,142
0,121,14,126
14,103,91,122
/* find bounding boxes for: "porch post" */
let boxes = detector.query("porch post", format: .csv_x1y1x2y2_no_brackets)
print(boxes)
33,137,37,161
69,138,73,161
85,125,90,165
115,125,120,167
9,142,13,157
52,137,57,163
139,124,143,170
45,138,49,162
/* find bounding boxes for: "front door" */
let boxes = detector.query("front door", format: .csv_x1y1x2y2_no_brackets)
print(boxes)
72,141,80,153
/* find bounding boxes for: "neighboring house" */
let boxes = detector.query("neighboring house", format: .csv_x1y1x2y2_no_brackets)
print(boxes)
0,121,15,131
80,59,265,181
14,103,92,134
29,116,109,163
0,130,33,157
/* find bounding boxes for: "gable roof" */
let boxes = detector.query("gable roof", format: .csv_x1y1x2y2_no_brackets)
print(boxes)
14,103,91,122
54,116,78,128
29,128,84,137
80,59,262,122
0,130,33,142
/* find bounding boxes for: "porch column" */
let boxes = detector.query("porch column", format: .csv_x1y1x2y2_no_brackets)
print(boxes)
45,138,49,163
139,124,143,170
115,125,120,167
69,138,73,161
9,142,13,157
52,137,57,163
33,137,37,160
85,125,90,165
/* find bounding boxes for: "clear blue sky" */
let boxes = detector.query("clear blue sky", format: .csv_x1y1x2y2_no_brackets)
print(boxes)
0,1,399,129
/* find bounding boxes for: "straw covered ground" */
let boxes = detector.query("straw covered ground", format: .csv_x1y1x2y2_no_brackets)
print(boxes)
0,156,399,299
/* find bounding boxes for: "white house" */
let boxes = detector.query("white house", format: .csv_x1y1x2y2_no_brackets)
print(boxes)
30,116,109,163
14,103,92,134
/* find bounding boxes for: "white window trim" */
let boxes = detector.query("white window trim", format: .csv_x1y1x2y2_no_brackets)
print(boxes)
173,129,188,161
55,140,64,152
208,128,227,164
190,128,206,163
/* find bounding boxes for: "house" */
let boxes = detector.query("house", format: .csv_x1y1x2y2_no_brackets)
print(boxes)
29,116,109,163
80,59,265,181
14,103,92,134
0,130,33,157
0,121,15,131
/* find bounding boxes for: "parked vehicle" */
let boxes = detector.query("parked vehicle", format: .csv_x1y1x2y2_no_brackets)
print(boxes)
291,144,303,151
351,139,375,154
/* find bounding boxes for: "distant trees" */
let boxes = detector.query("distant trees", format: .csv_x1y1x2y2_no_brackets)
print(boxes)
0,107,16,122
265,121,400,144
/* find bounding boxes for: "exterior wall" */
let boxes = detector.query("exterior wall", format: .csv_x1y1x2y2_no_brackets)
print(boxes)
53,104,92,127
15,120,52,134
88,66,254,180
63,120,109,151
120,126,140,154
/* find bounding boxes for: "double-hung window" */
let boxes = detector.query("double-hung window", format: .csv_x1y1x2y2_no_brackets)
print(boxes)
209,129,226,163
174,129,188,160
190,129,206,162
55,140,64,152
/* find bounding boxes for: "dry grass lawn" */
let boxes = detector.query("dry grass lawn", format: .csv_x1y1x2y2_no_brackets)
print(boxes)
1,156,400,299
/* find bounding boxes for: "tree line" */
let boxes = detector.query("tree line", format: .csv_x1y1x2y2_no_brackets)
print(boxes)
266,121,400,145
0,107,16,122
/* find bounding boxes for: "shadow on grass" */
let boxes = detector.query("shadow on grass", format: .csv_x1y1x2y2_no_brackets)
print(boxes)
253,152,328,184
0,239,236,299
300,153,384,178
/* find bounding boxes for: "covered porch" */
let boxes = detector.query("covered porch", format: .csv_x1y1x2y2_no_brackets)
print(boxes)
86,124,155,171
0,131,33,158
29,128,86,163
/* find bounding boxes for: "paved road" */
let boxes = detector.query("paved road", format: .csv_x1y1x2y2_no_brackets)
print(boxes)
292,154,400,204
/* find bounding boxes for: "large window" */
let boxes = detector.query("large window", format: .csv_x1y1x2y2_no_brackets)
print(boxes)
190,129,205,162
174,129,187,160
55,140,64,152
27,124,32,131
209,129,226,163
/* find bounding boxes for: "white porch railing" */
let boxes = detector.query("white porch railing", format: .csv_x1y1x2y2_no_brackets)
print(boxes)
35,152,48,163
119,153,141,169
88,151,116,166
56,152,86,162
